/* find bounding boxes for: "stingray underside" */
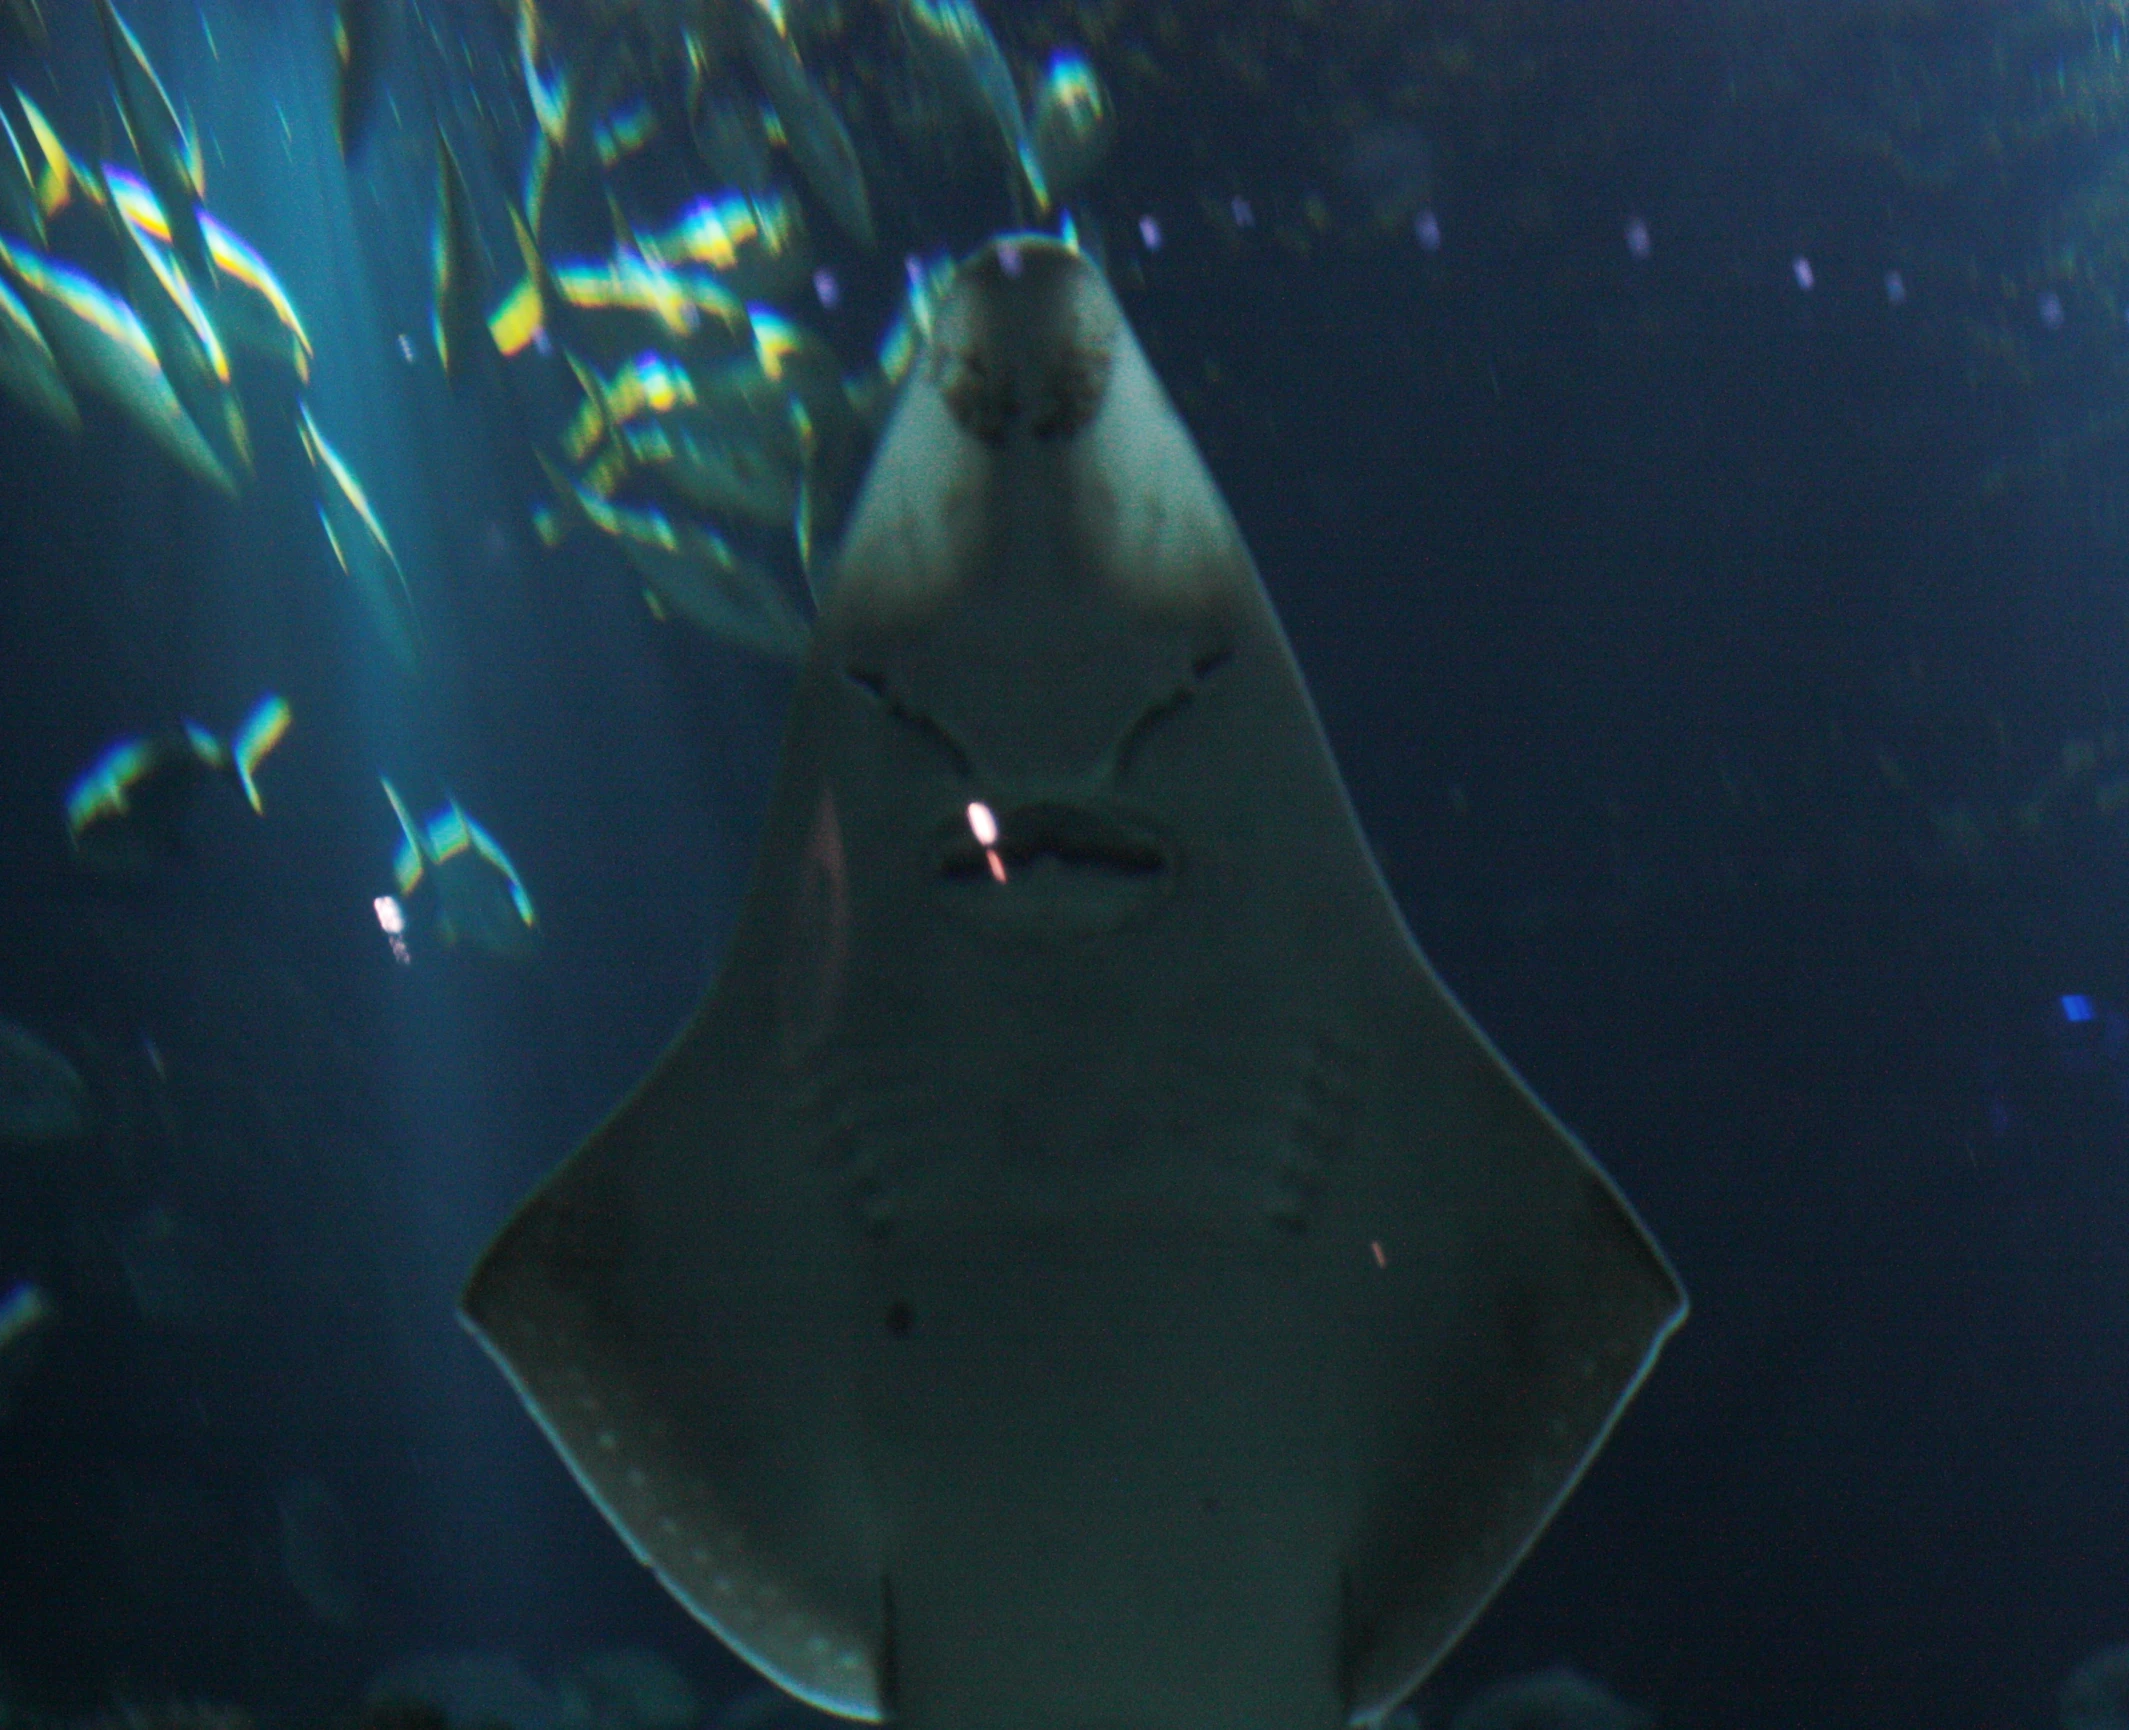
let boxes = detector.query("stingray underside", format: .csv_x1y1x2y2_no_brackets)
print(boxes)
464,234,1685,1730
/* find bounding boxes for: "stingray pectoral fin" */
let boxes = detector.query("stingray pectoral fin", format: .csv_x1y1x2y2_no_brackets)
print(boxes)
460,1001,887,1721
1340,956,1687,1718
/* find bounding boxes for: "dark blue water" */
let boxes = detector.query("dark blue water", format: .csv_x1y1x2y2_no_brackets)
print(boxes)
5,2,2129,1727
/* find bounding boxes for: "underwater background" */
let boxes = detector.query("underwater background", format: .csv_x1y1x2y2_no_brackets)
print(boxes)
6,0,2129,1726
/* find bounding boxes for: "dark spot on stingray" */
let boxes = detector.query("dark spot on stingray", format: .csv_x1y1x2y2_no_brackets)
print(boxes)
940,346,1017,446
1031,345,1112,439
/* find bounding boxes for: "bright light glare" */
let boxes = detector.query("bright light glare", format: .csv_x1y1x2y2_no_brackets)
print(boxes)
967,801,999,846
374,895,405,935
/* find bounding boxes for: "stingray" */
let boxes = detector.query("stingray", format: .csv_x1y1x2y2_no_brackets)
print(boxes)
464,235,1686,1730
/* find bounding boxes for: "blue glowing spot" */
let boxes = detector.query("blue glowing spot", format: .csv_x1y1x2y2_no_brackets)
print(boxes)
2061,993,2096,1023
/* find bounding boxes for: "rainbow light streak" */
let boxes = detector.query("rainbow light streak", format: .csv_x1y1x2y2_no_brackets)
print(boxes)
380,781,429,897
1042,53,1104,119
65,739,152,833
573,477,680,552
112,186,231,383
298,405,398,562
107,169,311,375
0,239,160,367
518,0,571,144
488,276,541,356
466,816,536,926
0,272,49,352
231,695,290,812
106,4,202,194
14,90,86,215
748,307,802,380
601,352,694,425
201,215,312,369
549,254,744,338
426,803,472,863
637,192,799,274
593,98,657,167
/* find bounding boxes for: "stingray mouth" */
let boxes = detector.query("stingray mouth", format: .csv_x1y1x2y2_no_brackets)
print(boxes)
937,801,1174,930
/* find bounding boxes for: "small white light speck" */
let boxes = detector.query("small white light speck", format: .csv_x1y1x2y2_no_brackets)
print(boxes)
377,901,413,963
967,801,999,846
